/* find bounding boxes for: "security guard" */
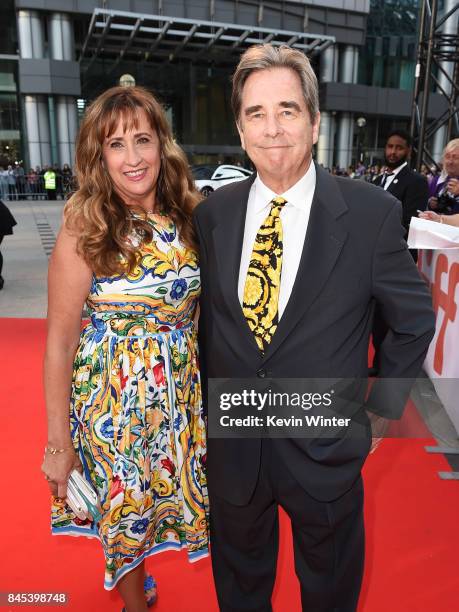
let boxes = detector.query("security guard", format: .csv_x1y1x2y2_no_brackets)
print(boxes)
44,166,57,200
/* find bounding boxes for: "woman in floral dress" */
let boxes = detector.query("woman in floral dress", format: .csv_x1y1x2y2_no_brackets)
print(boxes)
41,86,208,611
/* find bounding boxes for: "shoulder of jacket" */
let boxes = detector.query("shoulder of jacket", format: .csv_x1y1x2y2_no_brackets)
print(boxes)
194,177,252,219
334,174,401,216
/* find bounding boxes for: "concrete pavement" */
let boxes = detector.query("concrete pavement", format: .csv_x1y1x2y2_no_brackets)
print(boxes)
0,199,64,318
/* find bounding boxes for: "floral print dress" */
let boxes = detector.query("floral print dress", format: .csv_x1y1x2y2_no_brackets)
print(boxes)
51,214,209,590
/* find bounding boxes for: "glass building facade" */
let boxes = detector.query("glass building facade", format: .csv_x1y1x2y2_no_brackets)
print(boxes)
5,0,457,170
359,0,419,90
0,0,21,167
353,0,421,163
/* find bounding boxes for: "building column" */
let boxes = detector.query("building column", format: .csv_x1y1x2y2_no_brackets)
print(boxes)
49,13,74,61
337,114,352,171
432,0,458,161
24,95,52,168
189,63,197,142
337,45,358,169
56,96,78,167
340,45,357,83
17,10,44,59
317,45,337,168
317,112,334,169
49,13,78,167
18,10,52,168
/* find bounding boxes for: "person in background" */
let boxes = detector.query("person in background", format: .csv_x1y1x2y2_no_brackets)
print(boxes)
53,163,63,199
35,165,44,198
373,130,428,244
27,168,39,200
371,129,429,374
419,210,459,227
61,163,73,196
0,198,17,290
43,165,57,200
7,165,17,201
14,163,27,199
365,164,380,183
347,165,356,178
0,167,9,200
420,163,430,177
355,161,366,178
41,85,209,611
427,138,459,215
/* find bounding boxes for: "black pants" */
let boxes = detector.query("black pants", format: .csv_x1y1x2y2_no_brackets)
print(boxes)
47,189,56,200
209,439,365,612
8,184,17,201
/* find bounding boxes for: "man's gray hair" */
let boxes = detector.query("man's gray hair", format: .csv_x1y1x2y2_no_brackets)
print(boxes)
231,44,320,124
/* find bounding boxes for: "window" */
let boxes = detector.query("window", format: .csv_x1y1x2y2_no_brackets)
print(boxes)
0,94,20,131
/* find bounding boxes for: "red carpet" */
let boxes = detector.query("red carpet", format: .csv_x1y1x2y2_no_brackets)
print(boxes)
1,319,459,611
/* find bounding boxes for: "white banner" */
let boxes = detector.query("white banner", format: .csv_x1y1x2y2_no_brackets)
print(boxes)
418,249,459,434
408,217,459,249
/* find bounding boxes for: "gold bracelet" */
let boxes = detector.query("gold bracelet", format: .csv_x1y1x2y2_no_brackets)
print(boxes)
45,445,73,455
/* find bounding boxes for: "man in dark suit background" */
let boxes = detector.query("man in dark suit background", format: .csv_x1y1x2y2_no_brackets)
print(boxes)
374,129,429,255
372,130,429,373
194,44,435,612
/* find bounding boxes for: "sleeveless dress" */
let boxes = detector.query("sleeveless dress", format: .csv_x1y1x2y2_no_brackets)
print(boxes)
51,215,209,590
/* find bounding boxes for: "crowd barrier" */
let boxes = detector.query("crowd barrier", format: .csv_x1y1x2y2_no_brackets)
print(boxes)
410,218,459,437
418,249,459,435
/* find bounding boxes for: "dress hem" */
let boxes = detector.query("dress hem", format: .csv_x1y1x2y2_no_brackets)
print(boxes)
52,526,209,590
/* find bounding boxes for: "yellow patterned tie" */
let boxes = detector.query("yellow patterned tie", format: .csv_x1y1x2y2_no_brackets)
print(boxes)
243,196,287,352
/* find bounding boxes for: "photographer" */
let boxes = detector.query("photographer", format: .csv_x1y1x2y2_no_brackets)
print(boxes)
428,138,459,215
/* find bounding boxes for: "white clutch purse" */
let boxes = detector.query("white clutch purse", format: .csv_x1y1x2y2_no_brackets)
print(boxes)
66,469,102,522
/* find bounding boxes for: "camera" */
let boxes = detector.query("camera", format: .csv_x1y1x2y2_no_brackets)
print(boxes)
436,189,459,214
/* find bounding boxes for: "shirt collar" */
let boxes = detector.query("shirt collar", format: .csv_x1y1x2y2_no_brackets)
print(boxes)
252,162,316,213
389,161,407,177
439,170,449,183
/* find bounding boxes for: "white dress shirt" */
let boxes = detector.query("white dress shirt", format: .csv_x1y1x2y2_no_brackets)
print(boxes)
238,162,316,319
383,161,407,190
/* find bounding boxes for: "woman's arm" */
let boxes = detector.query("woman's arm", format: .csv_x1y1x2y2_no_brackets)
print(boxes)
41,226,92,499
419,210,459,227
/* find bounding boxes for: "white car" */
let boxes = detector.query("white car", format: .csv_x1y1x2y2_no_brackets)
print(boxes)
193,164,253,196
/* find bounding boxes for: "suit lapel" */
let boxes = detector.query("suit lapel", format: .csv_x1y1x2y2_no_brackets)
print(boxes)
262,164,349,360
387,165,406,196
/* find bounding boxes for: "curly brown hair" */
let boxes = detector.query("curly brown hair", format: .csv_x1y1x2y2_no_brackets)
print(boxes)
64,86,200,276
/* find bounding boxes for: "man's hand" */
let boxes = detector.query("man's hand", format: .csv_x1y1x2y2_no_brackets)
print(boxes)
366,411,390,454
447,178,459,196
